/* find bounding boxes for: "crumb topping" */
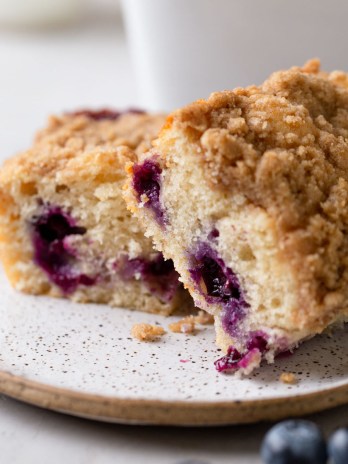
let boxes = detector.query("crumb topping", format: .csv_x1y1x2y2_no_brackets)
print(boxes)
166,60,348,232
131,323,165,341
0,112,166,186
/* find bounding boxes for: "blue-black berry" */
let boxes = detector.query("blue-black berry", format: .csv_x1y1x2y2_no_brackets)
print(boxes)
328,427,348,464
260,419,327,464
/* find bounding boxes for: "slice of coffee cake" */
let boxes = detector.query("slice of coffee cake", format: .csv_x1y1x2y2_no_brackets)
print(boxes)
0,109,192,315
125,61,348,372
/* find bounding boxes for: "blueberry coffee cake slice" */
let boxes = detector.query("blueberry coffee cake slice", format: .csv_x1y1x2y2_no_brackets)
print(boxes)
0,109,192,314
125,61,348,372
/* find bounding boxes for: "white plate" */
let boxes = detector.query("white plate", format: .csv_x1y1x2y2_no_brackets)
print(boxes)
0,267,347,425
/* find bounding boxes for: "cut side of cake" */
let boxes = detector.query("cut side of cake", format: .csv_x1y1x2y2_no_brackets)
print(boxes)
125,61,348,372
0,109,193,315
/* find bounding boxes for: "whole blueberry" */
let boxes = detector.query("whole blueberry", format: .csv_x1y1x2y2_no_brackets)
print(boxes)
328,427,348,464
260,420,327,464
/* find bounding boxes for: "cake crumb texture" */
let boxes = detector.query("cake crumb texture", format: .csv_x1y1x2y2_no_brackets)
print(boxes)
131,323,166,341
0,111,194,315
280,372,298,384
169,316,196,334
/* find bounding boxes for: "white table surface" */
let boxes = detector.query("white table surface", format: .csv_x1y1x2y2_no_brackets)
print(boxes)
0,8,347,464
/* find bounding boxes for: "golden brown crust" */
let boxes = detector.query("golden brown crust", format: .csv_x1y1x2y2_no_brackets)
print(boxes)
36,112,166,153
0,112,165,189
157,60,348,328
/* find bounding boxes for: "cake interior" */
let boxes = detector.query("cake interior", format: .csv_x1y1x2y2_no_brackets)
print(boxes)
0,126,191,315
128,138,348,370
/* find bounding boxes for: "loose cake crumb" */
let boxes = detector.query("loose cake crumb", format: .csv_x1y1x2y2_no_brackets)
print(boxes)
169,316,196,334
168,311,214,334
131,323,165,341
280,372,298,384
194,310,214,325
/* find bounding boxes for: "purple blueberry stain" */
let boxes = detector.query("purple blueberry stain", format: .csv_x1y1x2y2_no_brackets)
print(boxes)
214,346,243,372
207,228,220,241
214,347,260,373
187,238,273,373
132,158,167,226
214,332,269,373
198,255,240,301
34,208,86,242
32,206,180,300
214,346,262,372
120,253,180,303
247,331,269,353
31,206,96,293
189,242,248,335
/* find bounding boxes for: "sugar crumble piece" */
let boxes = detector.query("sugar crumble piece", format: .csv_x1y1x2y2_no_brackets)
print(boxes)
194,310,214,325
169,316,196,334
131,323,165,341
280,372,298,384
168,310,213,334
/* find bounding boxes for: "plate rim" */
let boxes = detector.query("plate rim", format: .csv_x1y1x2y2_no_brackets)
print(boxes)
0,370,348,425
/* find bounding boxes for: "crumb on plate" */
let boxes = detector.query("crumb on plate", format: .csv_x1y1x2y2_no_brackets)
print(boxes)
168,311,214,334
131,323,165,341
280,372,298,384
169,316,196,334
194,310,214,325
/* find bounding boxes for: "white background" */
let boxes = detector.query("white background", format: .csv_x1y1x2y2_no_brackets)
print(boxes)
0,3,347,463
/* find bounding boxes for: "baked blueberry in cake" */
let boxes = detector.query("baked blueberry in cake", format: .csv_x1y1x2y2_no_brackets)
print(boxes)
0,109,192,315
125,60,348,372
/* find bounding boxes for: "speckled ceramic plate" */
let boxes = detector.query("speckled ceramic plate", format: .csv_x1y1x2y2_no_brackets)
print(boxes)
0,267,348,425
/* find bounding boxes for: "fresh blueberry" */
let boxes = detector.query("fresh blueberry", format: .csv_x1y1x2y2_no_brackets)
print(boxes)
328,427,348,464
260,420,327,464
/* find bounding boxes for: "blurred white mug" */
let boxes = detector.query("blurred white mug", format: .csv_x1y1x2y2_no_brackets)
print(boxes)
121,0,348,112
